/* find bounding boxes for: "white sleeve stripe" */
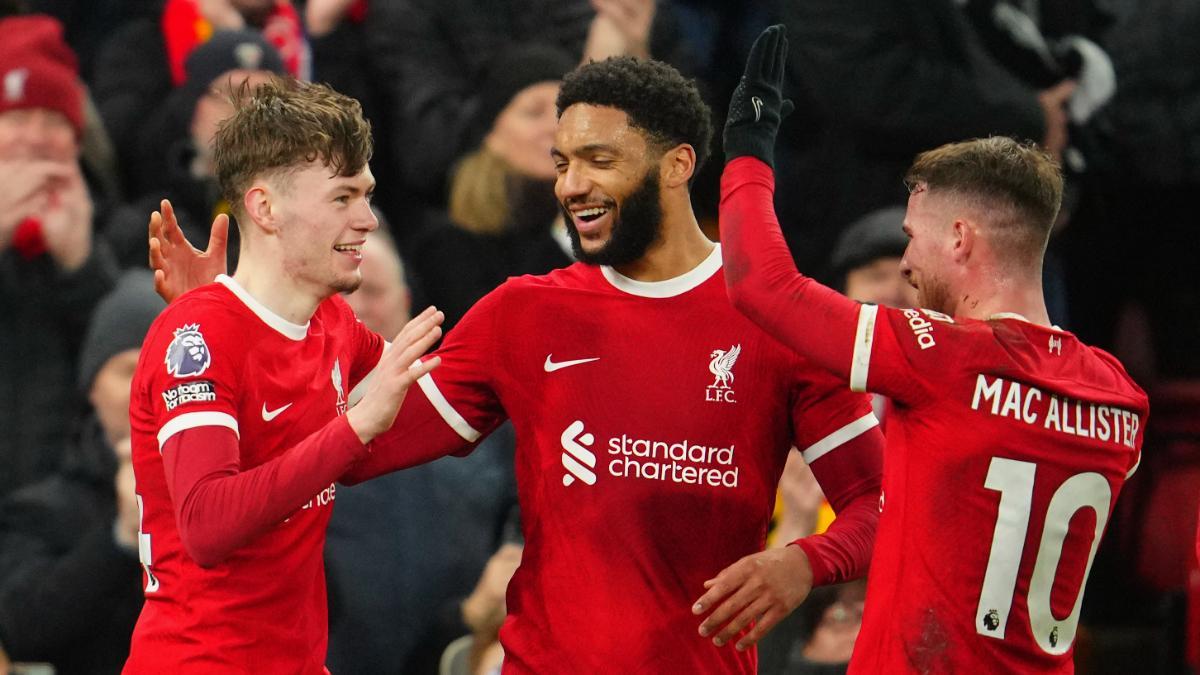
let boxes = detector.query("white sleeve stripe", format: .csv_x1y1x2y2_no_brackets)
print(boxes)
157,411,239,451
411,360,482,443
801,413,880,464
348,340,388,407
850,304,879,393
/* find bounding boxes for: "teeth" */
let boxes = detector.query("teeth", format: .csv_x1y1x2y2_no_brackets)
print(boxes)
576,207,609,218
334,244,362,252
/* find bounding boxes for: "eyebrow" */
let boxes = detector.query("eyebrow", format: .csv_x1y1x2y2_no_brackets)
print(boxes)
330,181,375,196
552,143,622,159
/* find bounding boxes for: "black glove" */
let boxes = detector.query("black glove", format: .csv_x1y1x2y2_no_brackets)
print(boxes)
724,24,795,168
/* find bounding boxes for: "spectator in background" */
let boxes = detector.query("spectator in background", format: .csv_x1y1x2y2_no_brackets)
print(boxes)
325,226,519,674
363,0,691,233
93,0,307,195
776,0,1076,280
829,206,916,311
0,270,160,674
408,45,576,332
103,29,286,269
0,14,118,500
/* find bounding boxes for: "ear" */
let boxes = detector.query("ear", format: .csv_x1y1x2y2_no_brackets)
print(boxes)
951,219,975,263
660,143,696,189
242,184,279,234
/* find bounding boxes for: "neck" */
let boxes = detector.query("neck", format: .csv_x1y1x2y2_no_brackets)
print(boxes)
232,248,324,325
612,201,713,281
953,270,1051,326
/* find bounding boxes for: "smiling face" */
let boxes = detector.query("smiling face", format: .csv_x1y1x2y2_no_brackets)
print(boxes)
263,161,378,296
899,186,957,313
552,104,664,266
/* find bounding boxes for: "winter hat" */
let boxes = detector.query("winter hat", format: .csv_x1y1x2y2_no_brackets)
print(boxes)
465,44,576,150
830,206,910,281
179,28,287,116
78,271,166,392
0,14,84,135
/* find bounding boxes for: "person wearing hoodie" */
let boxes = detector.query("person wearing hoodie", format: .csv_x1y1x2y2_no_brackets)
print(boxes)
0,270,162,674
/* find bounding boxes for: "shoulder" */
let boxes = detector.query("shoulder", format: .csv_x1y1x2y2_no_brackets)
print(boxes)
141,284,244,377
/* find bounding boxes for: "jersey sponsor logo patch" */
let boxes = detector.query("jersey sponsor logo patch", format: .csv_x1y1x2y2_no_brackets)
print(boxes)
903,309,938,350
706,344,741,403
165,324,212,377
161,380,216,411
1048,335,1062,355
559,420,741,489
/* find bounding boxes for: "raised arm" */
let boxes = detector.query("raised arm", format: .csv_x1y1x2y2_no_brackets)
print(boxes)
720,25,863,382
148,199,229,302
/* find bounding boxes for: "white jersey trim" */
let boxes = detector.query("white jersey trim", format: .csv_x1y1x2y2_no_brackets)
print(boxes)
801,413,880,464
216,274,309,341
157,411,239,451
411,359,482,442
850,304,878,393
600,244,722,298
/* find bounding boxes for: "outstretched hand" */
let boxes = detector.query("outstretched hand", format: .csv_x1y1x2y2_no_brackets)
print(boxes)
692,544,814,651
148,199,229,302
724,24,794,168
345,307,445,444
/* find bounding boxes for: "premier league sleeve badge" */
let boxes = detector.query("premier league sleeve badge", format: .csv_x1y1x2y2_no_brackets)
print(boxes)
165,324,213,377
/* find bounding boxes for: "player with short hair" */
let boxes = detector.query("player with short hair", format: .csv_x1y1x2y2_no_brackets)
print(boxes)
709,26,1149,672
152,58,885,673
124,78,443,673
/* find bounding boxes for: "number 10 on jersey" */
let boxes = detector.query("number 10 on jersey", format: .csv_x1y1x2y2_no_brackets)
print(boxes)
976,456,1112,655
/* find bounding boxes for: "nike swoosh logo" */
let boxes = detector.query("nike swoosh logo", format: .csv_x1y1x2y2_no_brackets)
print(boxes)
262,402,293,421
544,355,600,373
751,96,764,123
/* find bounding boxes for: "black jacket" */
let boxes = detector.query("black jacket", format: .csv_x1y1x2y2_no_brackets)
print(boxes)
0,417,144,674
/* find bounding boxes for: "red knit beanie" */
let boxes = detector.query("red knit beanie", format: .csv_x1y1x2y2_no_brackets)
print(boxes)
0,15,84,136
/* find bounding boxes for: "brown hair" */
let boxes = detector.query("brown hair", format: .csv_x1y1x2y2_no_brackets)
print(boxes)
448,147,514,235
213,77,372,220
904,136,1063,259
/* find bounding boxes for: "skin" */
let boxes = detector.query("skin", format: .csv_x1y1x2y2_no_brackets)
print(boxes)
900,185,1051,325
190,70,278,179
551,103,711,281
90,350,141,448
485,81,561,181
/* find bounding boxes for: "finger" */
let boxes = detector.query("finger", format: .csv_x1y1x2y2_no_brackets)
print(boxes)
149,236,165,272
780,99,796,120
391,307,441,345
148,211,163,266
734,607,787,651
770,27,788,83
403,355,441,383
700,585,757,640
693,571,739,616
161,199,189,249
207,213,230,256
395,324,443,371
153,268,171,301
714,595,772,647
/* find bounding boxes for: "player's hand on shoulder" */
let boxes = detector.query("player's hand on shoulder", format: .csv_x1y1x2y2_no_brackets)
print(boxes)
692,544,814,651
149,199,229,302
345,307,443,444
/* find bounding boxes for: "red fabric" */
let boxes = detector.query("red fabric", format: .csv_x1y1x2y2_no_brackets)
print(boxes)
161,0,307,85
126,279,383,674
0,15,84,134
351,257,880,674
720,156,1150,673
162,418,365,567
11,218,48,260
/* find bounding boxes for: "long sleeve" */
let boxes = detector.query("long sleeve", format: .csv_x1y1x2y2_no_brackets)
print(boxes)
791,430,883,586
163,416,368,567
720,156,863,380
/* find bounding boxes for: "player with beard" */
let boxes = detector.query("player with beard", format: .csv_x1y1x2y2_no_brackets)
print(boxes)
124,78,444,673
713,26,1149,672
151,58,884,673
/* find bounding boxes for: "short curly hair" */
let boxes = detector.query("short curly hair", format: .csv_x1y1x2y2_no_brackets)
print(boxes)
557,57,712,177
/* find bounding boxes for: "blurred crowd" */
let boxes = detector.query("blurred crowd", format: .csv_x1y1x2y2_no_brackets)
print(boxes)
1,0,1197,673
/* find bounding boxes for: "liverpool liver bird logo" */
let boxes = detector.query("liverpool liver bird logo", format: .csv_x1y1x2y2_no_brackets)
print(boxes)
708,344,741,389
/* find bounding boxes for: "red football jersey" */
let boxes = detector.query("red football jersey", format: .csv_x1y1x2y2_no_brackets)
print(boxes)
846,306,1148,673
124,275,382,674
407,248,881,673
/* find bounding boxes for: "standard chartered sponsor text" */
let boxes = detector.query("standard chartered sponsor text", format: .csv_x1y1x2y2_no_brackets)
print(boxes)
607,434,739,487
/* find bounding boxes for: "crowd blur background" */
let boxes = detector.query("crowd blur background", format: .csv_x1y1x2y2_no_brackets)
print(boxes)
0,0,1197,673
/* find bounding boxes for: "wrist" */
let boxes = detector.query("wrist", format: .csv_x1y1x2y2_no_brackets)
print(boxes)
345,406,381,445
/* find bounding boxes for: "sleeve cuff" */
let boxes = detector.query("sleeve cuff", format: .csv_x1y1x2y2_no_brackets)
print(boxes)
791,538,833,587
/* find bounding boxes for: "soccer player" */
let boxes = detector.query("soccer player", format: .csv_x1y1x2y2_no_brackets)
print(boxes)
707,25,1150,672
151,59,885,672
124,79,444,673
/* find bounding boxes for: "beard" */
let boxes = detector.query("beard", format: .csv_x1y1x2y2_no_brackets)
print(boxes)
916,272,952,314
562,168,663,267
